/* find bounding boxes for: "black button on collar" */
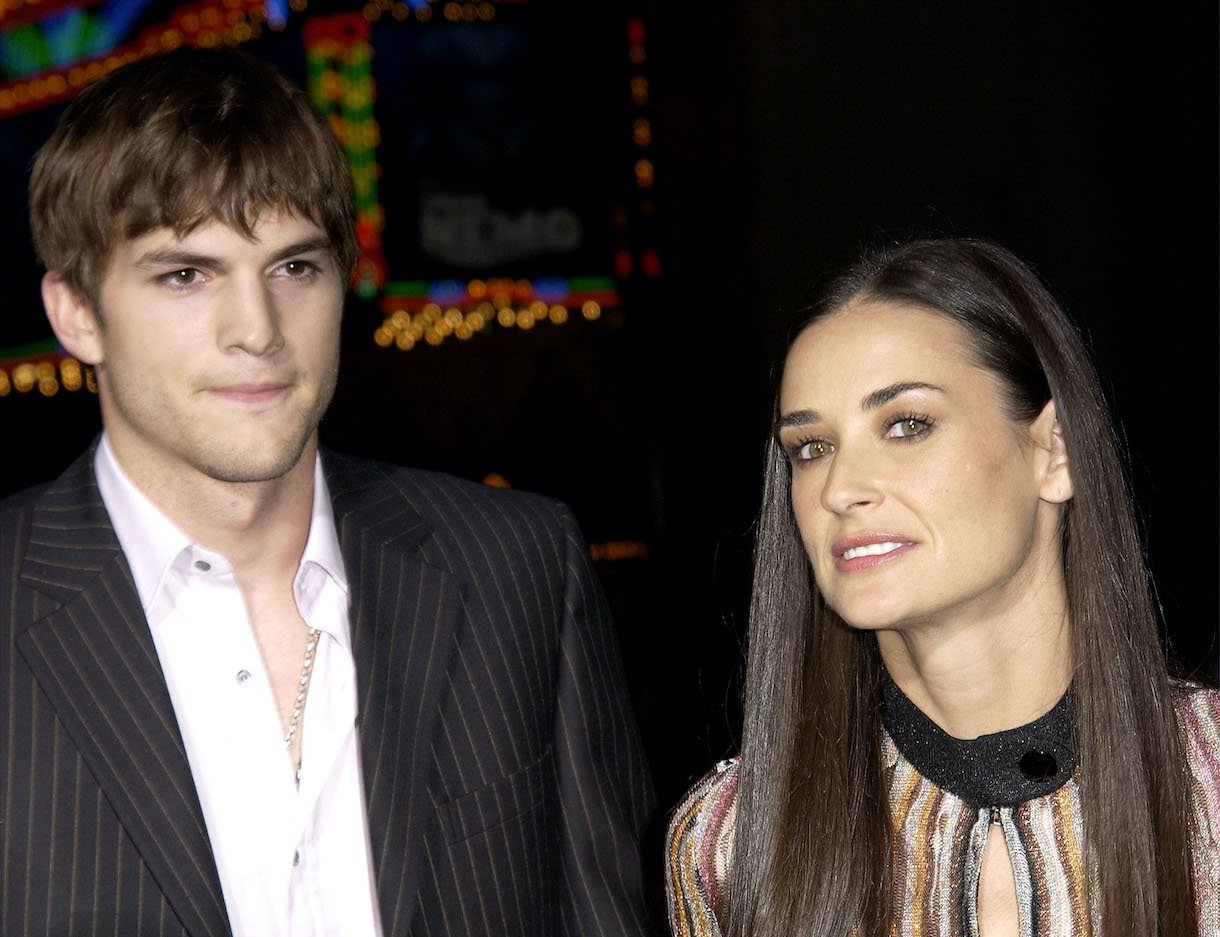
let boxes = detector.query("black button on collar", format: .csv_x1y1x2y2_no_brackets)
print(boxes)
879,667,1077,807
1019,749,1059,782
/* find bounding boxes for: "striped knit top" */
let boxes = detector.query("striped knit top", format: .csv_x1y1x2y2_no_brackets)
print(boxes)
665,683,1220,937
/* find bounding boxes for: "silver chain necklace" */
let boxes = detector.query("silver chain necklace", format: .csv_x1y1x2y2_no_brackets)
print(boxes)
284,627,320,786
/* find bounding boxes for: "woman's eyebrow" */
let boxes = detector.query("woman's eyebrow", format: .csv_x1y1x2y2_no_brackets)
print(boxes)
777,381,946,429
776,409,820,430
860,381,944,411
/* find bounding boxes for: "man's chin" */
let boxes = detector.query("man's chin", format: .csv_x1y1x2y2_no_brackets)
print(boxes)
194,439,315,485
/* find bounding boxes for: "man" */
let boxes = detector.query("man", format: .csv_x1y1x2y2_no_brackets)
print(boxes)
1,47,655,936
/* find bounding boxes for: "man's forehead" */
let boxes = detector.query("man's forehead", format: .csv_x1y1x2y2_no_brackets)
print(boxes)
120,212,332,261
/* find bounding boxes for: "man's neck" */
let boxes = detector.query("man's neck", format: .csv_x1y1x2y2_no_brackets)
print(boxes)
108,435,318,586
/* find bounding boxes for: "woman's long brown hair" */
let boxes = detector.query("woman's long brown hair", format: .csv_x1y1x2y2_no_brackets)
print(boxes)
727,238,1197,936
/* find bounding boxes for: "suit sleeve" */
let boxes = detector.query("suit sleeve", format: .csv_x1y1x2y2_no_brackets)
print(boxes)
550,505,657,936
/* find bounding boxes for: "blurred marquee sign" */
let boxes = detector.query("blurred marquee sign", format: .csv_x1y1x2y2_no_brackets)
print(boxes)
0,0,658,385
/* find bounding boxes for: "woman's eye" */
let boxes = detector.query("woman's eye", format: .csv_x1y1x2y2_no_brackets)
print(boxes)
794,439,834,462
885,417,930,439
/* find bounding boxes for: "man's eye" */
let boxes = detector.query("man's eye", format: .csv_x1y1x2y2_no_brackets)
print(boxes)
279,260,319,279
159,268,202,288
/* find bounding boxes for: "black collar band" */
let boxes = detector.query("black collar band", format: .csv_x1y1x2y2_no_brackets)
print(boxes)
879,667,1077,808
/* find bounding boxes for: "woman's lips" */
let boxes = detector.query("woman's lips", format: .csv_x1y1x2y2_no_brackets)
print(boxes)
832,534,916,572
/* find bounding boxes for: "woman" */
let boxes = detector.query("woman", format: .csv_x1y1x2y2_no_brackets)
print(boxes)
666,237,1220,936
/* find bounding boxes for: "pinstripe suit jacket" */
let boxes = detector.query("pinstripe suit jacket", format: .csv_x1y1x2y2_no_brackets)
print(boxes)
0,445,656,937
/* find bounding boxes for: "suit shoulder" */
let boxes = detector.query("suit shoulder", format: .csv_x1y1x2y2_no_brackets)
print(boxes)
322,450,576,546
331,451,564,513
396,464,564,516
0,482,52,603
0,444,98,525
0,480,50,535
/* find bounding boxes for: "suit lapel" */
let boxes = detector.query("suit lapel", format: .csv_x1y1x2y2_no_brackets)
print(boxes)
15,450,231,937
327,455,465,937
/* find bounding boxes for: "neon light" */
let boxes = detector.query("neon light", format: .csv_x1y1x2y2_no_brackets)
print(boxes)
0,0,149,76
0,0,104,33
0,23,49,76
430,280,465,302
378,277,619,313
90,0,151,55
532,277,570,300
264,0,286,30
0,338,58,365
42,7,88,66
0,0,271,115
303,12,386,299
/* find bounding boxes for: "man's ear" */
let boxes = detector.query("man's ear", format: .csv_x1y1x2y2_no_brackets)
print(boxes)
42,273,104,365
1031,399,1073,504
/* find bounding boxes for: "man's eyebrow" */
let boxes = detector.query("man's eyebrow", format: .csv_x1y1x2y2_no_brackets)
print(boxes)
133,237,334,272
134,248,222,270
266,237,334,265
775,382,945,433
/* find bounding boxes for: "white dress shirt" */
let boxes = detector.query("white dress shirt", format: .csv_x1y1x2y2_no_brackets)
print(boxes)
95,435,384,937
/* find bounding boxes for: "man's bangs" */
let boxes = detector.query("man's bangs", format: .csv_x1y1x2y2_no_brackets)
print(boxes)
118,148,330,249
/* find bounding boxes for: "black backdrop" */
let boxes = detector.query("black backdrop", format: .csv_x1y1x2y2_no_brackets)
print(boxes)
645,0,1220,785
0,4,1216,932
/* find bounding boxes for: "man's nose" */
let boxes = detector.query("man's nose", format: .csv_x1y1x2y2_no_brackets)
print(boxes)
220,278,284,356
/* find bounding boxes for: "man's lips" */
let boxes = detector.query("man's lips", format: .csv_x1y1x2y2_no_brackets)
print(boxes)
204,383,292,404
831,533,916,571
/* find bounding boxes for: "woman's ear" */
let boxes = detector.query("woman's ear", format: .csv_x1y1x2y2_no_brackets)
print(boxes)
42,273,104,366
1032,399,1073,504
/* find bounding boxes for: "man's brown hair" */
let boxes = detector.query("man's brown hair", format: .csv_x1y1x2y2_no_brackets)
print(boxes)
29,46,358,307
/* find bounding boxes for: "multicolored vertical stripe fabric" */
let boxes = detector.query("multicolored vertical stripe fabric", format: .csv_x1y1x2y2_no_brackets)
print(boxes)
665,687,1220,937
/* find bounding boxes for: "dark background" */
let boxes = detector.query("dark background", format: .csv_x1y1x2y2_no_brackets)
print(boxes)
645,5,1220,888
1,4,1216,931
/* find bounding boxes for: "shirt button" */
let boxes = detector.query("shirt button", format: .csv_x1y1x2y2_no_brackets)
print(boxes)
235,670,252,685
193,560,211,572
293,850,300,867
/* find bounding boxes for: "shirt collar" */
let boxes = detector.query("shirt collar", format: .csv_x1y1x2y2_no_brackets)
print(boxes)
879,665,1077,808
94,433,193,613
93,434,349,629
296,456,351,614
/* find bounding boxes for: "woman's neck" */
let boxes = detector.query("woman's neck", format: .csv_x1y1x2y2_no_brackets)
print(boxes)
876,609,1073,739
